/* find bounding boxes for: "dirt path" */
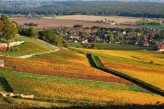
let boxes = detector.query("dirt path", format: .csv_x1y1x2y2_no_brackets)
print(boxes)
18,38,60,58
18,47,60,59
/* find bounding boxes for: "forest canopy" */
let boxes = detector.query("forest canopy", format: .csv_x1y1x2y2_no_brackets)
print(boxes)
0,1,164,18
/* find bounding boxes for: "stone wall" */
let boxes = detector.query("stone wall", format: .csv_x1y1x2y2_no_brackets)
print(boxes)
0,92,34,99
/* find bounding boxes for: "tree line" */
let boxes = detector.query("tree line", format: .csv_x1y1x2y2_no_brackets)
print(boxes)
0,14,69,48
0,1,164,18
0,14,18,43
19,27,69,48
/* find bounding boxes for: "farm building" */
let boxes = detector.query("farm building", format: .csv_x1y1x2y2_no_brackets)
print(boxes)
143,41,150,47
0,41,24,51
158,43,164,51
0,43,7,51
81,39,88,44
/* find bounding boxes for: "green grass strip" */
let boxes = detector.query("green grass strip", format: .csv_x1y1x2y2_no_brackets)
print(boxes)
0,69,147,92
89,54,164,96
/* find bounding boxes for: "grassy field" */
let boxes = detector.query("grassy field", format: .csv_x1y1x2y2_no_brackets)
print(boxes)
0,35,55,57
73,43,152,50
140,25,164,30
72,48,164,90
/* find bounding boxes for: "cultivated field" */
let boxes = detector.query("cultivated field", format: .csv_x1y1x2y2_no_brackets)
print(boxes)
0,47,164,107
50,15,140,23
1,50,132,84
72,48,164,91
5,76,164,105
11,18,138,29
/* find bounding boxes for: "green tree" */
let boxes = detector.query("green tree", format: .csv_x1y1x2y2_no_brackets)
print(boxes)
109,32,114,43
0,15,18,44
160,32,164,39
51,35,62,46
2,23,18,41
27,14,32,19
0,14,11,24
63,40,69,48
28,27,38,38
17,14,21,18
91,44,96,49
0,20,4,36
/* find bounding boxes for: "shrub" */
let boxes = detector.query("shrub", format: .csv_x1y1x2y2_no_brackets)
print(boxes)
149,60,154,64
14,47,20,52
9,48,15,52
3,97,14,103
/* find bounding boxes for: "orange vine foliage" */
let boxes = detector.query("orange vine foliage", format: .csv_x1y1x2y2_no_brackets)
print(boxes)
6,77,164,105
1,50,132,84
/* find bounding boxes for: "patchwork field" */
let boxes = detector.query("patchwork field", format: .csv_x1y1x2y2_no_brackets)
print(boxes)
1,50,132,84
10,18,138,29
4,76,164,105
140,25,164,30
72,48,164,91
50,15,140,24
0,47,163,107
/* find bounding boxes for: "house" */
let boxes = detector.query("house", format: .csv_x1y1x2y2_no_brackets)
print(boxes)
109,22,116,25
81,39,88,44
135,41,139,45
0,59,4,67
74,40,78,43
123,31,126,35
143,41,150,47
158,43,164,51
137,32,142,37
140,41,150,47
73,24,83,28
0,43,7,51
115,42,122,44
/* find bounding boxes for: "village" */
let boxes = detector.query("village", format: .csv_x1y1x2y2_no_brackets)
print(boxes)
1,24,164,52
60,24,164,51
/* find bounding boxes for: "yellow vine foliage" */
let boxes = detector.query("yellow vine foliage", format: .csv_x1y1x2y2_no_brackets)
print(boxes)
6,77,164,105
76,48,164,90
0,50,131,84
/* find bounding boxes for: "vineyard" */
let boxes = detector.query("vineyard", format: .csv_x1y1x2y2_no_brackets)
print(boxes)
0,47,164,107
5,77,164,104
0,69,144,92
1,50,132,84
72,48,164,91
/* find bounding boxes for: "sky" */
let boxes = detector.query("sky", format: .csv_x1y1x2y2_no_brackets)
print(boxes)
1,0,164,2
